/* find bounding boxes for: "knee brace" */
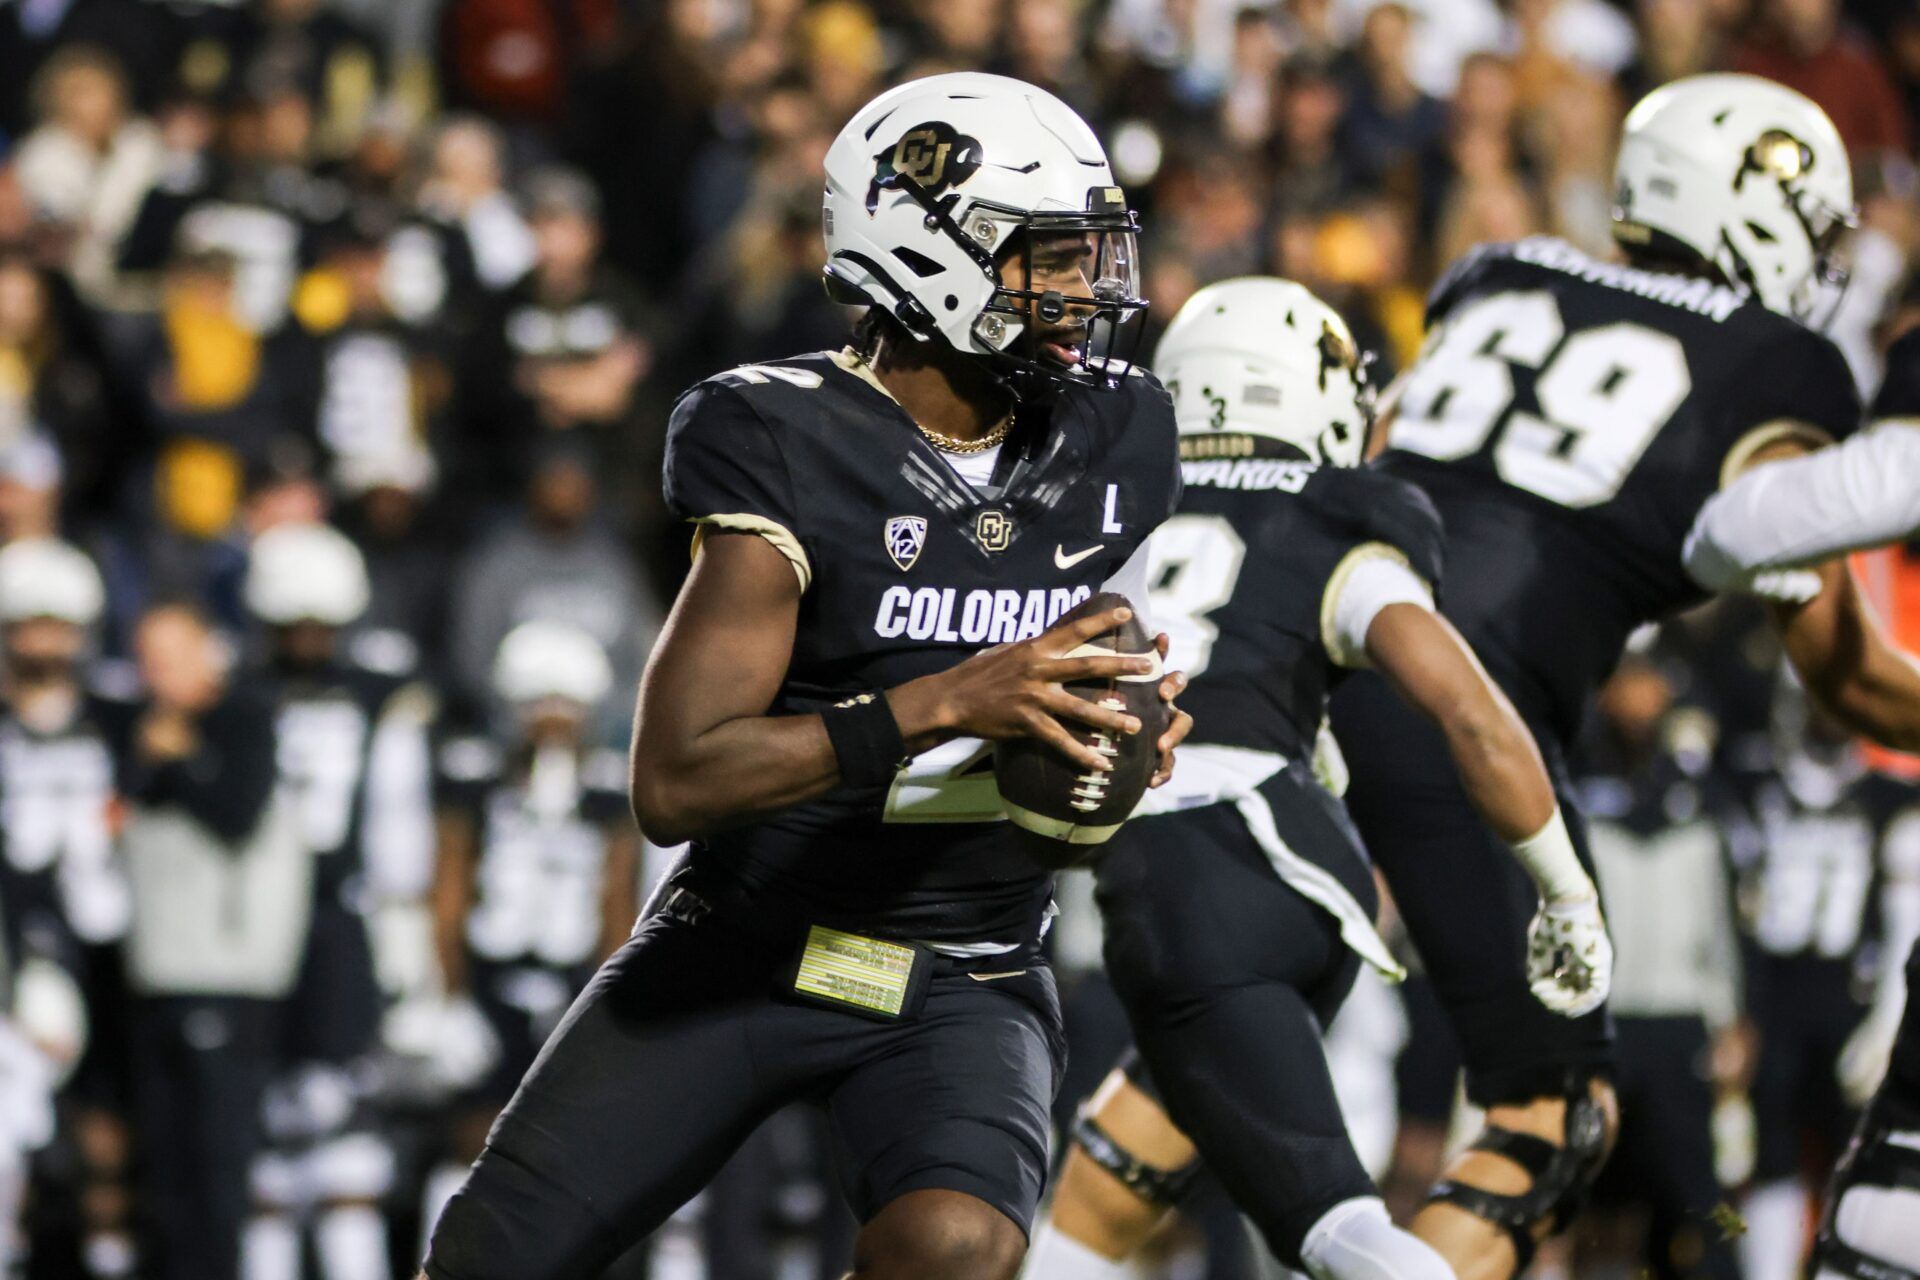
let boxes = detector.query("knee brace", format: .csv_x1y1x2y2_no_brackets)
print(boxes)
1069,1111,1198,1208
1426,1075,1610,1272
1814,1105,1920,1280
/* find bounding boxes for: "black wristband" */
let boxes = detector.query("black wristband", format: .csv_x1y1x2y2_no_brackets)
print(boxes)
823,692,911,788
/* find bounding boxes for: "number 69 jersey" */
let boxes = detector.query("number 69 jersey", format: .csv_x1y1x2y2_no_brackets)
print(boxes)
1384,236,1859,739
661,348,1180,946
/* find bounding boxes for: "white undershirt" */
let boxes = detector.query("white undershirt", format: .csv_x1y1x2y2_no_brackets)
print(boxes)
1683,420,1920,592
946,444,1001,489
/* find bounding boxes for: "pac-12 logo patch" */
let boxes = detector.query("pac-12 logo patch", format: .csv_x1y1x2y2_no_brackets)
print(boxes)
867,122,984,213
885,516,927,571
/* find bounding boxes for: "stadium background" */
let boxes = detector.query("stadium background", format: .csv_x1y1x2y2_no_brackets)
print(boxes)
1,0,1919,1276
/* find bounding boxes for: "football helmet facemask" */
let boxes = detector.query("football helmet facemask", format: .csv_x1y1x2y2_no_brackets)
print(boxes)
823,73,1147,399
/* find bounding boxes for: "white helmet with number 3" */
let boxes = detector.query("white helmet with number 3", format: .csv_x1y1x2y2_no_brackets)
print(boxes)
822,72,1146,395
1153,277,1373,467
1613,73,1853,321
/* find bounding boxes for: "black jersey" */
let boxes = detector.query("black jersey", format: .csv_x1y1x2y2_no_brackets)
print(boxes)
1735,753,1920,964
262,659,431,895
436,735,629,971
1383,237,1860,740
1150,452,1444,761
661,349,1181,944
1872,326,1920,418
0,694,127,967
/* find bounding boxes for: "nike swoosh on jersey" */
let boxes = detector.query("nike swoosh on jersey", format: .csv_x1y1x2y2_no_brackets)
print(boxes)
968,970,1030,982
1054,543,1104,569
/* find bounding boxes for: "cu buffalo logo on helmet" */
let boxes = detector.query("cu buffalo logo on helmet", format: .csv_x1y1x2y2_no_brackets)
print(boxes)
867,122,984,213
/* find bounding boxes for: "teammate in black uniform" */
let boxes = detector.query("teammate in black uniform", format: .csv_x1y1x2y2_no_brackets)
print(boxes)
0,537,129,1274
1020,279,1610,1280
1329,74,1920,1279
1733,687,1920,1280
243,521,436,1280
422,73,1188,1280
1684,323,1920,1280
422,621,637,1228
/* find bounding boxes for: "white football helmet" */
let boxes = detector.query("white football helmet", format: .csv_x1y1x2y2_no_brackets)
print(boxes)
492,620,612,709
822,72,1146,396
244,522,370,626
1153,278,1373,466
0,538,106,626
1613,73,1853,321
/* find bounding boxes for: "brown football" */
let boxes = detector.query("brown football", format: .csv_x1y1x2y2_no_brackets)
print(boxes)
994,592,1168,869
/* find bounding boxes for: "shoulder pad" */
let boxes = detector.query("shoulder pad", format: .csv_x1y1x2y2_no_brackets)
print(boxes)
1301,467,1446,589
438,735,503,785
1425,241,1513,326
703,360,830,392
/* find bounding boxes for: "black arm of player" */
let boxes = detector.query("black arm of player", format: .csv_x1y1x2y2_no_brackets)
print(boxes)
629,531,1175,847
1363,605,1559,847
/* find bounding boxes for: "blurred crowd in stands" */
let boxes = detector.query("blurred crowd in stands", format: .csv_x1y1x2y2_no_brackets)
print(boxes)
1,0,1920,1277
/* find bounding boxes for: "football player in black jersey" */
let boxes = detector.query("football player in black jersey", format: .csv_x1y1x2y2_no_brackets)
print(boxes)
419,620,639,1246
244,521,436,1280
1683,324,1920,1280
0,537,127,1276
1327,73,1920,1280
1020,278,1610,1280
422,73,1188,1280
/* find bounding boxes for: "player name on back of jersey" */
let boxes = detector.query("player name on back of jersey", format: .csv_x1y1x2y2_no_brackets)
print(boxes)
1181,457,1316,492
1510,237,1744,321
874,584,1094,643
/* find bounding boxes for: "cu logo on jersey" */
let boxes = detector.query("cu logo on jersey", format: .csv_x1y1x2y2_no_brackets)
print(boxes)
867,122,983,213
974,509,1013,553
885,516,927,571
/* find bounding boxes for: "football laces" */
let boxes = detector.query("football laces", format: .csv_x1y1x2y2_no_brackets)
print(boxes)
1071,696,1127,812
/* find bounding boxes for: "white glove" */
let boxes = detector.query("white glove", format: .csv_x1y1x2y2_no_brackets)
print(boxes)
1838,1009,1900,1108
1526,897,1613,1017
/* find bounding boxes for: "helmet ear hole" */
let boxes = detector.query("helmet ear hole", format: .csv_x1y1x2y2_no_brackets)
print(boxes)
1745,220,1778,243
892,246,947,277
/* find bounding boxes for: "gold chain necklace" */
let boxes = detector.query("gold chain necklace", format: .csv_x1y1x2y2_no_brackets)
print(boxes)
916,417,1009,454
843,346,1010,455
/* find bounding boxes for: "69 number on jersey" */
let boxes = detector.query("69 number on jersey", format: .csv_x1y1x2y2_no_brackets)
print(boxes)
1393,290,1692,508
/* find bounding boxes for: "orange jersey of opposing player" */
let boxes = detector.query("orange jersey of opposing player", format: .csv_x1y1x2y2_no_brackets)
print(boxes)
1856,544,1920,778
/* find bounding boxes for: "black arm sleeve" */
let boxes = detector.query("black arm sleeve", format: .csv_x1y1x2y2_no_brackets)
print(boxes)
135,690,279,845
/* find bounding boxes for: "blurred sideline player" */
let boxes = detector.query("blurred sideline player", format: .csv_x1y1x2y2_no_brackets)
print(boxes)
1733,680,1920,1280
1578,655,1746,1280
0,538,125,1275
1335,73,1920,1280
1022,279,1611,1280
241,522,436,1280
1680,322,1920,1280
423,72,1190,1280
417,621,637,1239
